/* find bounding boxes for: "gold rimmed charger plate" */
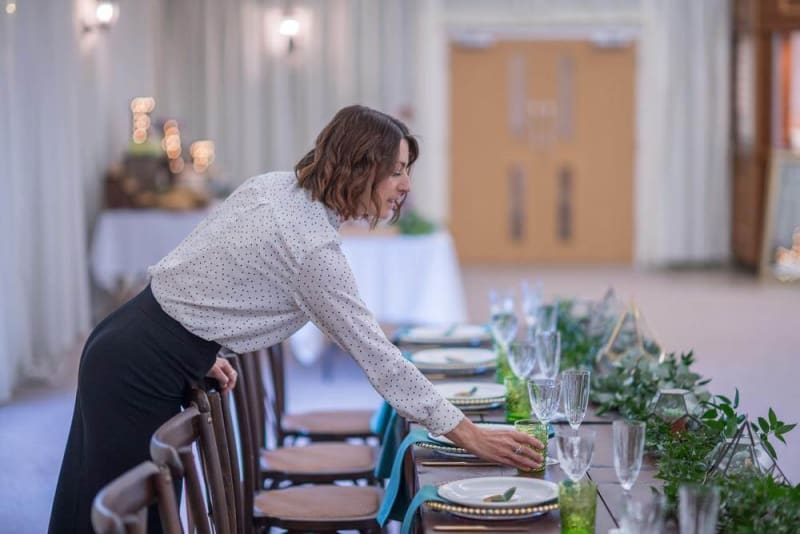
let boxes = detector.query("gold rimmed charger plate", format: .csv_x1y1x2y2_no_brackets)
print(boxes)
425,500,559,521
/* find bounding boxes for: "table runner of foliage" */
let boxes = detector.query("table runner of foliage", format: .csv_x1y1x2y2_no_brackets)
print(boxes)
556,300,799,532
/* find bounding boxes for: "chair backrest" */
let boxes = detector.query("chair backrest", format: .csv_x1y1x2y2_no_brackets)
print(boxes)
240,347,285,448
91,461,182,534
149,396,231,534
262,345,287,445
215,354,257,534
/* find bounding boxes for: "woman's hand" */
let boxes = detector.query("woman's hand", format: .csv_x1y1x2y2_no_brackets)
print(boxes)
206,357,238,394
443,418,545,471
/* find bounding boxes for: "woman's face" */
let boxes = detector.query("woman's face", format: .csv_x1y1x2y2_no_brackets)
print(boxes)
366,138,412,219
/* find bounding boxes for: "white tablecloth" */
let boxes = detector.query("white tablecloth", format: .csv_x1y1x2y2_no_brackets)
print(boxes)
90,209,210,292
90,210,467,363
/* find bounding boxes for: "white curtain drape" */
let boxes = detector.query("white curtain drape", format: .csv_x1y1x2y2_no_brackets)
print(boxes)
0,0,164,402
154,0,415,189
0,2,90,402
635,0,731,264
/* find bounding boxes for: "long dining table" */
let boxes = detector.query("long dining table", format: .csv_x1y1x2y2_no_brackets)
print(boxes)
395,353,662,533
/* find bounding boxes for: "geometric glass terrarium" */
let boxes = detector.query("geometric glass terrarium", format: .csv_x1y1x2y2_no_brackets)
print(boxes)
595,302,664,375
650,388,701,432
704,418,788,484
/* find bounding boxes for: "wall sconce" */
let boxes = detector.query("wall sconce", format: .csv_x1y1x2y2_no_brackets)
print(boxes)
265,6,310,58
83,1,119,33
279,14,300,54
5,1,16,15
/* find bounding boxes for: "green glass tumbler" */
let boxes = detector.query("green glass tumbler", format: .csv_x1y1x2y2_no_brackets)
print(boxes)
559,479,597,534
495,343,512,384
513,419,547,474
504,376,532,422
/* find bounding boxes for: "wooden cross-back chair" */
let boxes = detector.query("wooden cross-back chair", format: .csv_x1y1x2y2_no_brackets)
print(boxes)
91,461,182,534
248,345,377,446
209,356,384,534
235,350,379,489
149,394,231,534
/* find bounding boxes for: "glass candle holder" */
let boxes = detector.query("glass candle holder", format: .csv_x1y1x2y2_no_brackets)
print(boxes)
559,478,597,534
513,419,547,474
504,376,532,422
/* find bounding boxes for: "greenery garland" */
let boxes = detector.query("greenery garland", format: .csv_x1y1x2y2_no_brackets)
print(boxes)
556,301,799,531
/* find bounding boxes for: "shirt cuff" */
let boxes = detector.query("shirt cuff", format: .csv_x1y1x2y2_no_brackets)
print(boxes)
423,397,465,437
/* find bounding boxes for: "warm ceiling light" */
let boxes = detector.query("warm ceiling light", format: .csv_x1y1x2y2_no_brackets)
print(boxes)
6,2,16,14
279,17,299,37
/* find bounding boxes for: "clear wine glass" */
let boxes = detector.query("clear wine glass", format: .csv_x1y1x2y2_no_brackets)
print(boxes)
534,330,561,379
613,420,646,493
555,428,595,482
562,369,591,431
527,378,561,465
507,341,537,380
678,484,720,534
520,280,542,341
488,289,518,351
536,303,559,335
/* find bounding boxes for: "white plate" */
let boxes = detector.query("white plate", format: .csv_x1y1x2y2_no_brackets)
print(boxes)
400,324,491,344
438,476,559,509
410,348,496,371
428,423,514,446
434,382,506,404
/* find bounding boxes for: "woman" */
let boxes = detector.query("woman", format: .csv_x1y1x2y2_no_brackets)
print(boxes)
49,105,544,533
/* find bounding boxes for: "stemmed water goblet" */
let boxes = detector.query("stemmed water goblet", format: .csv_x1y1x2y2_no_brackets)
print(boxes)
527,377,561,465
520,280,542,341
488,289,519,352
555,428,595,482
613,420,646,493
562,369,591,431
534,330,561,379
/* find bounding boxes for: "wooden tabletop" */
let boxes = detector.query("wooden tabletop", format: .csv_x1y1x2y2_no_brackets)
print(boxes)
403,369,662,533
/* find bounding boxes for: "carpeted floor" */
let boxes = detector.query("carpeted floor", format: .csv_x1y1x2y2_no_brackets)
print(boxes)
1,265,797,532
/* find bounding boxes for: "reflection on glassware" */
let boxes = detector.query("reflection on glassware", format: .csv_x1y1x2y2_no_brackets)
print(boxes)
620,492,666,534
613,420,646,492
678,484,720,534
528,378,560,466
562,369,591,430
555,428,595,482
513,419,547,474
559,479,597,534
535,330,561,379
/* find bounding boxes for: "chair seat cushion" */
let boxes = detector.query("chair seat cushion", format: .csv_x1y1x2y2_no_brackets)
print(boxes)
282,410,374,435
254,485,382,520
261,443,376,474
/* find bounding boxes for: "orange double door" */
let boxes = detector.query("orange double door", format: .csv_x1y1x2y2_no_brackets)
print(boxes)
450,39,636,263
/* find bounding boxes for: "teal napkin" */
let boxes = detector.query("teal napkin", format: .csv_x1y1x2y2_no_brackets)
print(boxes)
376,422,432,525
369,401,392,436
399,484,447,534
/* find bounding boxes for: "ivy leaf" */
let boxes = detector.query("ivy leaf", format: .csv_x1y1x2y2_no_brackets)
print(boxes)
769,408,778,427
776,424,797,435
762,438,777,460
759,417,770,434
734,388,740,408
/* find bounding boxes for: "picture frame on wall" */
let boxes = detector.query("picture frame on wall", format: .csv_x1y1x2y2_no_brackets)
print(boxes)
760,150,800,283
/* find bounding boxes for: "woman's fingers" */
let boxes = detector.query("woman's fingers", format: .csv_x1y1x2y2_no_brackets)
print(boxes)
207,358,238,393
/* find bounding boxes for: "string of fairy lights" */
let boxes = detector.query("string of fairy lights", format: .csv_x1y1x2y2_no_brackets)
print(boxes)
129,97,214,176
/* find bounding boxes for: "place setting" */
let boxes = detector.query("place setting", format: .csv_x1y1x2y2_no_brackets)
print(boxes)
425,475,560,520
409,347,496,376
395,324,492,346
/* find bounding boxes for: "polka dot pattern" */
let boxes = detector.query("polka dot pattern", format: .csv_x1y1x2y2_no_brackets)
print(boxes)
149,172,463,436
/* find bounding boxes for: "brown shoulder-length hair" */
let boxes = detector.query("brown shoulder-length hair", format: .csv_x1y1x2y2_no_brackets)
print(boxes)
295,105,419,227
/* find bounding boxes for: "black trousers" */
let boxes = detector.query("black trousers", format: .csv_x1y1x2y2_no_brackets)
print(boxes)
48,285,220,534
